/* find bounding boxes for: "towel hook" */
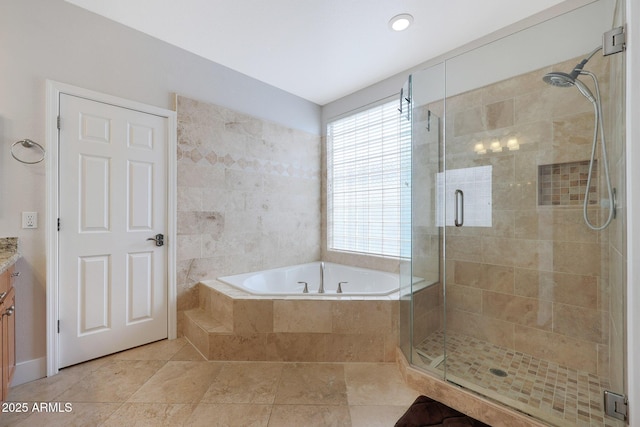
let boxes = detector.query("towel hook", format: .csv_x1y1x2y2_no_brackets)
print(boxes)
11,139,45,164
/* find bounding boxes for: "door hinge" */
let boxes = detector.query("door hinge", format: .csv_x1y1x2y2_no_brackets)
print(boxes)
57,218,60,231
57,320,60,333
57,116,61,130
603,26,625,56
604,390,628,421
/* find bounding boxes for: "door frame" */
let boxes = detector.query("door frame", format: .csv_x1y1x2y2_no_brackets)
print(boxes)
45,80,177,376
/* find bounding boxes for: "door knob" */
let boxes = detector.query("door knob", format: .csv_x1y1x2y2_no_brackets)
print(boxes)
146,234,164,247
3,305,14,317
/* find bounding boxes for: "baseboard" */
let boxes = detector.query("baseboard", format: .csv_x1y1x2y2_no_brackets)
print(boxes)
12,357,47,386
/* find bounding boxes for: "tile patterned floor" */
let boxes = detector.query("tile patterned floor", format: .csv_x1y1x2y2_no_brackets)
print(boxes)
2,338,421,427
415,331,624,427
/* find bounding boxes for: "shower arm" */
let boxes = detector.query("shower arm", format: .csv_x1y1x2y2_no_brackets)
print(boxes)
570,46,603,77
584,46,603,63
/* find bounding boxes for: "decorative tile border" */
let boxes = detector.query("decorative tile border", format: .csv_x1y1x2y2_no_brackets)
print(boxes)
178,147,319,180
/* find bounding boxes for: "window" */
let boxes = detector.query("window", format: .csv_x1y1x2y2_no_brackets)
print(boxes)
327,99,410,257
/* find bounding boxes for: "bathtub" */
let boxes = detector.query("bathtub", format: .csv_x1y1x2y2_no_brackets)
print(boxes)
218,262,399,297
190,262,429,362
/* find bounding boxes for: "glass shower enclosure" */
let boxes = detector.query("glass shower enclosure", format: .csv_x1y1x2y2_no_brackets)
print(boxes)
399,1,627,426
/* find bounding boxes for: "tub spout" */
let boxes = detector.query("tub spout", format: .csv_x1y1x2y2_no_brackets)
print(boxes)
319,262,325,293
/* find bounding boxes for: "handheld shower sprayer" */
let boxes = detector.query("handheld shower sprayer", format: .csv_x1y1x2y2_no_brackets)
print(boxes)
544,72,595,102
542,45,615,231
542,46,600,100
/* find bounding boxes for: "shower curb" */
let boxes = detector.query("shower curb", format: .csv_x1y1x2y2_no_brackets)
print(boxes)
395,347,549,427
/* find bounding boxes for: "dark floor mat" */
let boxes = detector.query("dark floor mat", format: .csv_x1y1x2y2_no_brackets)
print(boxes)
395,395,492,427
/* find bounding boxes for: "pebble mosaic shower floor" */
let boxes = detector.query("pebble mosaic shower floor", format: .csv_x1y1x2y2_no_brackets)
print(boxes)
415,331,623,427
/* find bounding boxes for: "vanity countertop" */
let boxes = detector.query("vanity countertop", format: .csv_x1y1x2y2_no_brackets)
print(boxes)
0,237,20,274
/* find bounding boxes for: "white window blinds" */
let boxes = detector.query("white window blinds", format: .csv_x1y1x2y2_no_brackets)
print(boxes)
327,100,410,257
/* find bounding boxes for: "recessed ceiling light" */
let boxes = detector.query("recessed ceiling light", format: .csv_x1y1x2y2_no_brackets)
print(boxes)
389,14,414,32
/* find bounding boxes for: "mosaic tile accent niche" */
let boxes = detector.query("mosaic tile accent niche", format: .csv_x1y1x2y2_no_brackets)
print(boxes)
538,160,597,206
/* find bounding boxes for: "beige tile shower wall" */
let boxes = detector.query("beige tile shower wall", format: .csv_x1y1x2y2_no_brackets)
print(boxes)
176,96,321,316
442,53,616,376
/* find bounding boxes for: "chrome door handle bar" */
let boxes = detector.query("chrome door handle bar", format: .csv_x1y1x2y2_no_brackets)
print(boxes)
454,189,464,227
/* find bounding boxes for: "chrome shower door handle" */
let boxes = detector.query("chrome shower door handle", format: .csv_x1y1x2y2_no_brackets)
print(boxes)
454,189,464,227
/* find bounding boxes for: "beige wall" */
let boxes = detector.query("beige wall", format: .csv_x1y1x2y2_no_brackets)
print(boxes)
1,0,320,381
175,96,321,319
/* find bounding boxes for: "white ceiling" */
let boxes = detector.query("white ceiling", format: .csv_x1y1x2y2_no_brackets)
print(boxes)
65,0,569,105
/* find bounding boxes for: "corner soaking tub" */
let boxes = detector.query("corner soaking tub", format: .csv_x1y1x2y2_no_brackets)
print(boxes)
217,261,399,297
190,262,431,362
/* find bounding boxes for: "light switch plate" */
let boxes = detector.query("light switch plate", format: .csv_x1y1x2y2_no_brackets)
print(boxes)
22,212,38,229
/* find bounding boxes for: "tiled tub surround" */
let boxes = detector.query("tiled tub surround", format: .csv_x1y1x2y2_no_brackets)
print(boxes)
183,280,399,363
176,96,321,325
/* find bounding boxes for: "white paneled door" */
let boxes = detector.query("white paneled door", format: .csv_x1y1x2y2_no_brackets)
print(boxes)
58,94,168,368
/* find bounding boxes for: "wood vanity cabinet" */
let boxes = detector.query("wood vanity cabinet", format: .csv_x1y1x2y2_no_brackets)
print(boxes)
0,266,16,401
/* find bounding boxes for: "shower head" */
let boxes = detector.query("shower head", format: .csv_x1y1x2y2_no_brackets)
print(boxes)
543,71,576,88
543,65,596,103
543,70,596,103
544,56,588,85
542,45,602,102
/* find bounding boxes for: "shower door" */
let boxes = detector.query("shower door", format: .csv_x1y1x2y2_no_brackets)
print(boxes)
403,1,627,426
401,64,446,378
